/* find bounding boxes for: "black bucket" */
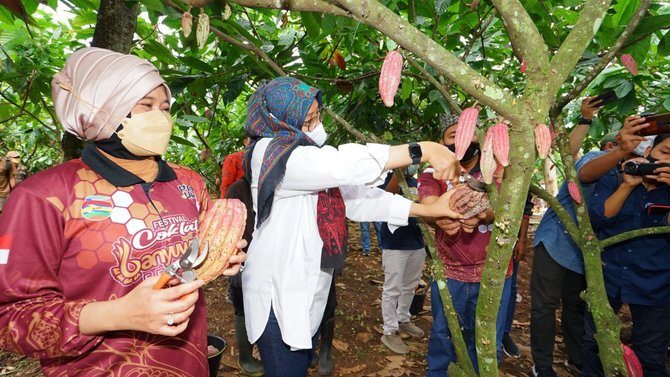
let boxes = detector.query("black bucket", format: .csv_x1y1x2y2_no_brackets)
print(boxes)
409,293,427,315
207,334,227,377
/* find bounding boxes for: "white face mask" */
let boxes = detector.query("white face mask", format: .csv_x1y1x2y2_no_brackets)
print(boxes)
117,110,173,156
634,136,656,157
305,122,328,147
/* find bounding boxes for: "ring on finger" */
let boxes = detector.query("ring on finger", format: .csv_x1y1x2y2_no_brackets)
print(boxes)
167,312,175,326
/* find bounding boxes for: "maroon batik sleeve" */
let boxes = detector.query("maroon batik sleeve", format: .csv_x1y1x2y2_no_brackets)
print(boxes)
0,188,102,359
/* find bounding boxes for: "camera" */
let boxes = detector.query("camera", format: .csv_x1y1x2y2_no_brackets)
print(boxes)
622,161,670,176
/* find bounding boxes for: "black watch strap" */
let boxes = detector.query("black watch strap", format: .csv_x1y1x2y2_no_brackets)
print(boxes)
578,117,593,125
408,143,422,165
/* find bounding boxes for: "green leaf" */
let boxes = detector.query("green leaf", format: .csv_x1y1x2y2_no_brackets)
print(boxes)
138,0,165,12
614,80,633,98
663,96,670,112
435,0,451,16
658,31,670,57
300,12,321,39
179,56,215,73
182,115,209,123
170,134,196,147
401,78,412,101
629,14,670,38
142,40,173,63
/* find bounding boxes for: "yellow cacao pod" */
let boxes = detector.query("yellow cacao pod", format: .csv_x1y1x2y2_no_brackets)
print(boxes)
480,127,496,184
196,12,210,50
194,199,247,283
182,11,193,38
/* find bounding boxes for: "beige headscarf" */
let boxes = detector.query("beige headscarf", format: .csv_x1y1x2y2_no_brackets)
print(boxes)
51,47,171,141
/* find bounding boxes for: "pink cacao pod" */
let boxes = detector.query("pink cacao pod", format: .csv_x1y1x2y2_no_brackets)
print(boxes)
535,123,552,159
622,344,643,377
455,107,479,160
568,181,582,204
182,11,193,38
620,54,638,76
520,59,527,74
379,51,403,107
490,123,510,167
470,0,480,10
494,163,505,184
480,128,496,184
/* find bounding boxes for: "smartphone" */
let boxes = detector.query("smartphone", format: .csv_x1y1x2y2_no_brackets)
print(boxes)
590,90,618,107
636,112,670,136
622,161,670,176
646,204,670,216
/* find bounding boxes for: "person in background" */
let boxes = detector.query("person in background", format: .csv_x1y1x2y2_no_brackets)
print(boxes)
0,47,245,377
241,77,462,377
224,176,264,376
0,150,27,213
220,136,250,198
379,169,426,355
421,113,528,375
529,97,650,377
583,133,670,377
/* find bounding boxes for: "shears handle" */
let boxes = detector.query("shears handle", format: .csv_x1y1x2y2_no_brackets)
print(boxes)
153,272,172,290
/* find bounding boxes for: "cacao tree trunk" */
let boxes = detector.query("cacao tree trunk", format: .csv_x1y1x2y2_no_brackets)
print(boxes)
61,0,139,160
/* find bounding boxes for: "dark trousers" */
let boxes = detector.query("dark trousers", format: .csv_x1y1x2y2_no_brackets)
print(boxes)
530,243,586,369
256,307,318,377
504,261,519,334
581,300,670,377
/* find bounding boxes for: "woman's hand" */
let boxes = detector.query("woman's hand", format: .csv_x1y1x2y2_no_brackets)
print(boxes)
411,189,463,219
79,276,204,336
420,142,461,182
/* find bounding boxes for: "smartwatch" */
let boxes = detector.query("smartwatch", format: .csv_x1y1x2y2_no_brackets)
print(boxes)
578,117,593,125
408,143,422,165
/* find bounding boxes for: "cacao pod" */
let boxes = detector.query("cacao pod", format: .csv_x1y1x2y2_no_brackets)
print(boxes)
490,122,510,167
620,54,638,76
494,163,505,184
535,123,552,159
196,12,210,50
194,199,247,283
567,181,582,204
455,107,479,160
333,50,346,70
520,59,527,74
448,182,491,219
182,11,193,38
470,0,480,10
622,344,643,377
379,50,403,107
480,128,496,184
223,4,232,20
328,58,336,68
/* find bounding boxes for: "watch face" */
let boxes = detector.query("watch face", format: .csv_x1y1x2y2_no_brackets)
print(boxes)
409,143,422,163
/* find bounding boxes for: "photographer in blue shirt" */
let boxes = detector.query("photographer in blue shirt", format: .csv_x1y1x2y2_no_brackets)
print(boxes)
583,133,670,377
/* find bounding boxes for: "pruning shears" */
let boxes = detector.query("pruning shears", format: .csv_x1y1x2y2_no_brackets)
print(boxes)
153,237,208,290
459,173,487,192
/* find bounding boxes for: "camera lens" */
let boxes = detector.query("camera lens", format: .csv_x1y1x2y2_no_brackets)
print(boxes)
623,161,639,175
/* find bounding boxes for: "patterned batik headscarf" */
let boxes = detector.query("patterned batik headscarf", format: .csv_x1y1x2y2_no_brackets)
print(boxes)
244,77,323,227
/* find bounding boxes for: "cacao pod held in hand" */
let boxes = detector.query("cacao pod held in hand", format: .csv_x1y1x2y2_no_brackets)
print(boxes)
448,182,491,219
195,199,247,283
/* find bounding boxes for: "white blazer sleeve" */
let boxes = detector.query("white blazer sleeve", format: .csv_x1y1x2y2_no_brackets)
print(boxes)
340,185,412,230
274,143,391,197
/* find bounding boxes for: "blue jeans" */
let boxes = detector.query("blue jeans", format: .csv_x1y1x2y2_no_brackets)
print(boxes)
581,299,670,377
360,222,371,253
504,262,519,334
427,278,512,376
256,308,318,377
373,221,383,245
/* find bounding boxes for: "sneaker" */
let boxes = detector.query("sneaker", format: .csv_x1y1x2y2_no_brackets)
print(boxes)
399,321,424,338
501,333,520,358
381,332,409,354
363,250,370,256
532,365,557,377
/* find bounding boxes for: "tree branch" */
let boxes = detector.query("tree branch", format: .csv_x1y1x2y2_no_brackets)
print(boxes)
406,55,461,114
551,0,650,116
529,184,582,245
230,0,349,16
323,107,380,143
548,0,613,95
329,0,519,122
601,226,670,249
489,0,549,68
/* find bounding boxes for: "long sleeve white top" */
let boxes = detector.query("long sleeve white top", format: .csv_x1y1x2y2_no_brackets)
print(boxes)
243,138,413,350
